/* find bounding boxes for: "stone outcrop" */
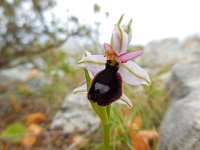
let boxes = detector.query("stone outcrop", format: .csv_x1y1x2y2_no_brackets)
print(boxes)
140,35,200,68
50,94,100,134
157,36,200,150
159,89,200,150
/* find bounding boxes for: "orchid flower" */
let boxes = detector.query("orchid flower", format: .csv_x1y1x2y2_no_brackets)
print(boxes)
74,22,151,108
73,15,151,150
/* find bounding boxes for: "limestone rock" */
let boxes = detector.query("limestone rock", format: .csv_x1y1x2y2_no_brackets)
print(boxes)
50,94,100,134
0,67,31,84
158,36,200,150
140,36,200,68
167,61,200,103
159,90,200,150
140,38,183,67
0,63,50,92
158,38,200,150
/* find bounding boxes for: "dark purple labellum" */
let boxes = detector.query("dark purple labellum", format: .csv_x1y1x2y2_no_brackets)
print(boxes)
87,60,122,106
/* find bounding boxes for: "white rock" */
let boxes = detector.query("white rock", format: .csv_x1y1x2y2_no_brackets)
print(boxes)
156,36,200,150
141,38,183,67
167,61,200,103
0,63,50,91
50,94,100,134
0,67,30,84
140,36,200,68
159,90,200,150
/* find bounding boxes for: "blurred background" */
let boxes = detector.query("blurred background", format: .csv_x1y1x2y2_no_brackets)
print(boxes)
0,0,200,150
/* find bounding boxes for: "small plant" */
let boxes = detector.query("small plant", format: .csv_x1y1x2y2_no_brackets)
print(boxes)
0,122,26,144
74,14,151,150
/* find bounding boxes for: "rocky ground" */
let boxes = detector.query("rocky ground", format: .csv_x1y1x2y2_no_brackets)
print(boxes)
1,35,200,150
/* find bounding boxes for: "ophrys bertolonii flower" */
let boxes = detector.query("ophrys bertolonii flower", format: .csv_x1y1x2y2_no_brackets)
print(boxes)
74,22,151,108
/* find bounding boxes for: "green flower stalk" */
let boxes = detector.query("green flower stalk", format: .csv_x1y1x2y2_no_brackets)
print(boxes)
84,68,110,150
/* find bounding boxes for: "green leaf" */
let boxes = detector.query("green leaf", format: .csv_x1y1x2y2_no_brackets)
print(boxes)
0,122,26,143
84,68,91,90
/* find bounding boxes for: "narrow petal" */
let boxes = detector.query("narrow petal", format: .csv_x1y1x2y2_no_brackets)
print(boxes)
120,28,129,53
118,93,133,109
119,50,144,63
73,83,87,94
78,55,106,74
119,61,151,85
103,43,112,51
111,27,121,53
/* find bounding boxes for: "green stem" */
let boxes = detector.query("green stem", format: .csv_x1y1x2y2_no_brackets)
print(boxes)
84,68,111,150
103,123,110,150
106,105,111,119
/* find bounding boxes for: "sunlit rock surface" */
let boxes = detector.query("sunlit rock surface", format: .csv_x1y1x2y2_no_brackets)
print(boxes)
141,38,183,67
159,90,200,150
167,61,200,104
50,94,100,134
0,58,50,91
158,36,200,150
140,36,200,68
